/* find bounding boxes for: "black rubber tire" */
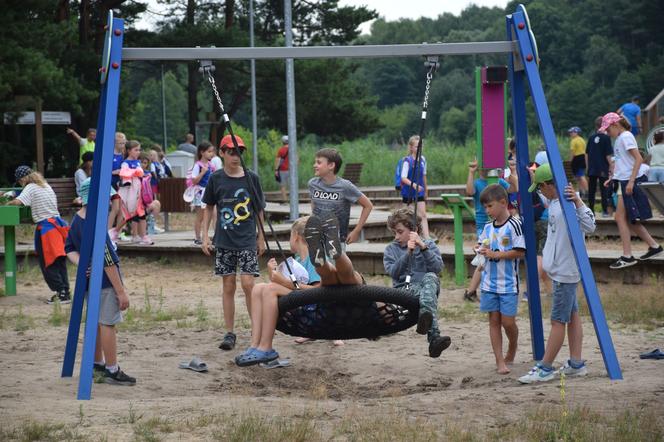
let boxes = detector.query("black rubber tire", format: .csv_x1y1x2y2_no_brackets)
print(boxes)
276,285,420,340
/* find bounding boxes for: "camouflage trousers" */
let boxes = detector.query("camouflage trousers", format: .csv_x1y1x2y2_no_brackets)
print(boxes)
410,272,441,342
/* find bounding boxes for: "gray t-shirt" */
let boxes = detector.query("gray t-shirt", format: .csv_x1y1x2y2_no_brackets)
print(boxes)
202,169,266,251
177,142,197,154
308,176,363,242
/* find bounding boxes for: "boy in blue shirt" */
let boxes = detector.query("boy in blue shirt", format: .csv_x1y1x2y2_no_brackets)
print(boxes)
65,178,136,386
463,159,517,301
476,184,525,374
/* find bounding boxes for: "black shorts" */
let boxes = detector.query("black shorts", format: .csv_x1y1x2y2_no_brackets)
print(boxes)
618,176,653,224
214,248,259,276
128,214,147,223
402,196,426,203
571,155,586,176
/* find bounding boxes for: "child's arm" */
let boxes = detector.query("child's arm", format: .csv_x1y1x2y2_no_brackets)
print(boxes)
347,195,373,244
5,198,23,206
479,248,525,260
66,251,129,310
564,184,596,234
466,160,477,195
191,163,208,185
383,244,411,281
66,128,83,144
201,204,215,255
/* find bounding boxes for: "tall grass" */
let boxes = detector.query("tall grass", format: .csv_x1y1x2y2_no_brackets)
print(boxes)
255,133,569,191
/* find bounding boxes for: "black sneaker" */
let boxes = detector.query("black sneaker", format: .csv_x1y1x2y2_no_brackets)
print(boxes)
429,335,452,358
219,332,237,351
93,363,106,373
47,291,71,305
463,290,478,302
304,215,325,267
104,367,136,386
416,311,433,335
609,256,638,269
639,245,663,260
320,214,342,260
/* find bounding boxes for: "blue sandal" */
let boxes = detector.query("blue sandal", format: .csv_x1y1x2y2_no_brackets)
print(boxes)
236,349,280,367
640,349,664,360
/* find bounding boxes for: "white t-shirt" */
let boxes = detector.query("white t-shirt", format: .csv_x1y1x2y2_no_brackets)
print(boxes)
478,216,525,294
400,155,427,178
210,156,223,171
16,183,60,222
613,131,643,181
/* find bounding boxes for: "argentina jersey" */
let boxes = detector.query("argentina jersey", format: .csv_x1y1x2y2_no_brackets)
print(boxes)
479,216,525,294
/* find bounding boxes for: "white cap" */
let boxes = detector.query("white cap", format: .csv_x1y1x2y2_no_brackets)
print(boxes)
282,135,289,144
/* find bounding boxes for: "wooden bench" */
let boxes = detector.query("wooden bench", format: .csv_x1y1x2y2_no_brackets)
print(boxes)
343,163,363,185
49,177,79,215
158,178,189,231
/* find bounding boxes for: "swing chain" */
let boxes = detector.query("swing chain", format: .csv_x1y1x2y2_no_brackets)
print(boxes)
423,70,433,110
207,70,226,114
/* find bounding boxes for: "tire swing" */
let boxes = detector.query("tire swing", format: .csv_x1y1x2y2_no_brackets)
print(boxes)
276,56,440,341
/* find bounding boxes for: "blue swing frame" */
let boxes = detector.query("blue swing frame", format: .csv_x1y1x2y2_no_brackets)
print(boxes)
63,4,622,400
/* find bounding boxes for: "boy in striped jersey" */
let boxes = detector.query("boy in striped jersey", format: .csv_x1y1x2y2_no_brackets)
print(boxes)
477,184,525,374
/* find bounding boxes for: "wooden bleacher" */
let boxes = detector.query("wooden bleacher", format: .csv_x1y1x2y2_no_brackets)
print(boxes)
49,177,79,215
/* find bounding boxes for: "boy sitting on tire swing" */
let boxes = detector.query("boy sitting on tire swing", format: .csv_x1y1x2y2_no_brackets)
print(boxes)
384,208,451,358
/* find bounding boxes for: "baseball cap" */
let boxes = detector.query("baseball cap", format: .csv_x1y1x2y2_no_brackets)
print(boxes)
219,134,245,150
598,112,622,133
567,126,581,134
528,163,553,192
14,165,33,182
282,135,289,144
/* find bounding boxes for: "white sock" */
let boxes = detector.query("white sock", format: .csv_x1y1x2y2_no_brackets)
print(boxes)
94,360,105,366
106,364,118,373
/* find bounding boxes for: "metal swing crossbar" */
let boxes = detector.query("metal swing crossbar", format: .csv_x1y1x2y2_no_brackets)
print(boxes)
65,5,623,401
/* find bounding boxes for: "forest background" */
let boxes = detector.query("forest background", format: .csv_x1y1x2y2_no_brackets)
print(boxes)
1,0,662,189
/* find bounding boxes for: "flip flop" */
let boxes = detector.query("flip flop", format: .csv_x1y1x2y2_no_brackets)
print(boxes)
236,349,280,367
639,349,664,360
178,357,208,372
260,359,291,369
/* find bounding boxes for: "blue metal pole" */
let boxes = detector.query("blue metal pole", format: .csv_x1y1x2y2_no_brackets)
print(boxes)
62,16,125,399
505,15,545,361
510,6,622,379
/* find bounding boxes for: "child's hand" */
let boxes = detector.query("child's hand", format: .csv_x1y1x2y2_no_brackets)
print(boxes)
200,164,209,174
563,184,581,205
478,248,497,260
468,160,478,172
117,291,130,311
408,232,425,250
201,237,212,256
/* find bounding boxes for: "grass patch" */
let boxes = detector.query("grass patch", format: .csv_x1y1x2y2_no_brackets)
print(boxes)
490,405,663,442
0,420,87,441
14,306,35,332
211,414,319,442
133,416,174,442
590,283,664,329
119,286,196,332
47,301,69,327
438,301,481,322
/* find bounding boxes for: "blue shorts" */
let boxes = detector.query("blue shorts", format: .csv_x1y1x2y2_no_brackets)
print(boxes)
551,281,578,323
480,291,518,316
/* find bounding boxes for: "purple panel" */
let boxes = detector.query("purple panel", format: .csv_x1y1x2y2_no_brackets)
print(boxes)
482,83,505,169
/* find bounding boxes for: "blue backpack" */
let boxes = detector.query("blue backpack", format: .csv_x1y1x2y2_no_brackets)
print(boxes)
394,157,405,190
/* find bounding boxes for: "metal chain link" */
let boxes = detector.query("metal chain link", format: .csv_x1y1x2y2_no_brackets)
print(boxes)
205,69,226,114
422,68,433,110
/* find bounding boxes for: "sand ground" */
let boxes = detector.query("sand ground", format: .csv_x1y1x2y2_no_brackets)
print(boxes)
1,259,663,440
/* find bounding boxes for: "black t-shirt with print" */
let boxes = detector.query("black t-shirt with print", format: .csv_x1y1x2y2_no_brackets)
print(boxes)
202,169,266,250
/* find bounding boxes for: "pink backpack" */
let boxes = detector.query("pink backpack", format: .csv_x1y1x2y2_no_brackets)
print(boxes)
141,175,154,206
185,161,204,188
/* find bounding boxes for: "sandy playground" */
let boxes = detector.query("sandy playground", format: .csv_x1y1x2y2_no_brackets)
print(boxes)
0,258,663,441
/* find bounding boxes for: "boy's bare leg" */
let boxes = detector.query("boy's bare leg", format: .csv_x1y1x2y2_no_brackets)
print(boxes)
489,312,509,374
99,324,117,367
257,283,292,351
542,320,566,365
95,325,104,363
567,312,583,361
240,274,255,320
468,267,481,292
222,275,237,332
316,262,342,285
334,254,363,285
249,283,267,348
502,315,518,365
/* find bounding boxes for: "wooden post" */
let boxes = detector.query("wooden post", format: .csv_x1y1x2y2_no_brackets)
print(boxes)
35,98,44,174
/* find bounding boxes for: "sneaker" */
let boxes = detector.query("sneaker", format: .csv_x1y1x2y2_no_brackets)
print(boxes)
639,245,663,261
463,290,478,302
518,364,555,384
104,367,137,386
601,212,611,218
93,363,106,373
131,235,141,244
609,256,638,269
522,292,529,303
428,335,451,358
193,239,203,245
219,332,237,351
559,360,588,377
118,232,131,242
304,215,325,267
153,226,165,234
320,214,342,260
416,311,433,335
138,235,154,245
47,291,71,305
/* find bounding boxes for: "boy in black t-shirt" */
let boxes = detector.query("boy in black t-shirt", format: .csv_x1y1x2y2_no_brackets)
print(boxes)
202,135,266,351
